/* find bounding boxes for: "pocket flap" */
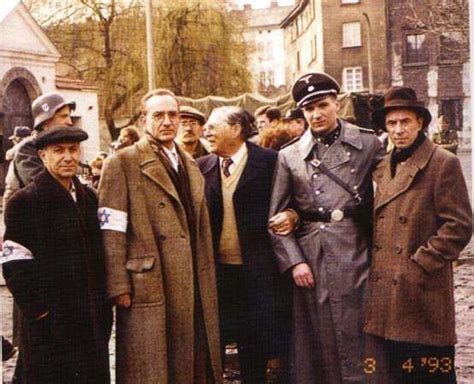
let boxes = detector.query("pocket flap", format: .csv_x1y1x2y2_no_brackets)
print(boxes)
126,256,156,272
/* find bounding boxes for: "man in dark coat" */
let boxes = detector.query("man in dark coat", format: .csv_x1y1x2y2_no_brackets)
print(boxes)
1,126,112,383
366,87,472,383
198,106,292,383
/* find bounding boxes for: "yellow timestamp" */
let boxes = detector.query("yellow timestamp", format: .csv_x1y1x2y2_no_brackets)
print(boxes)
363,357,453,374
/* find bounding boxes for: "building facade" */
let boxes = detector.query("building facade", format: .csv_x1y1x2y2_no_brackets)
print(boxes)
386,0,470,141
281,0,388,95
0,1,101,189
236,2,294,98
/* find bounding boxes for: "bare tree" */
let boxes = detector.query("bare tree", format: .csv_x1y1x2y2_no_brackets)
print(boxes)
404,0,469,58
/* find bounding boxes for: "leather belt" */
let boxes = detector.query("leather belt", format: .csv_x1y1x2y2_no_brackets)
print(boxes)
300,207,360,223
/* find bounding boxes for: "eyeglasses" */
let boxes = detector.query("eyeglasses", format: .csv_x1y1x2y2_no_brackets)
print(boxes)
151,111,179,123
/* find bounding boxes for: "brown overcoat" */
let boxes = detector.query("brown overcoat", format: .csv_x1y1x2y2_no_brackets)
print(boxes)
365,139,472,346
98,137,222,384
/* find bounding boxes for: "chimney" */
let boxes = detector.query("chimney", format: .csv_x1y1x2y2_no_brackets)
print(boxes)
271,0,278,7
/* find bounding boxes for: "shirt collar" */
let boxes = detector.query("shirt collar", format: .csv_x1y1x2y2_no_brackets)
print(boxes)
219,142,247,167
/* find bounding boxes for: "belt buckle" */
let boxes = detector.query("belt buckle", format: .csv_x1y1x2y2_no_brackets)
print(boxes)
331,209,344,221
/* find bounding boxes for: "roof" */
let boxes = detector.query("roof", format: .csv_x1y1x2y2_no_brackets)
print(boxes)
237,5,294,29
0,0,20,23
280,0,309,28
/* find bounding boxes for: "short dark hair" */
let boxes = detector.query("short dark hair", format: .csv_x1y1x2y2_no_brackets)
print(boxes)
266,107,282,122
140,88,179,113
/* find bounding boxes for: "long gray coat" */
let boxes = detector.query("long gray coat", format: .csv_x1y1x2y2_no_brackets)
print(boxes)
99,137,222,384
269,120,384,383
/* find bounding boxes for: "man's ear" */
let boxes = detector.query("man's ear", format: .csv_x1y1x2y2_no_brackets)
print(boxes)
232,124,242,138
38,149,47,164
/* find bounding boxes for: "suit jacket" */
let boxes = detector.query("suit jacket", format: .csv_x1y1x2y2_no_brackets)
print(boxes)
198,142,291,356
365,139,472,346
99,137,222,384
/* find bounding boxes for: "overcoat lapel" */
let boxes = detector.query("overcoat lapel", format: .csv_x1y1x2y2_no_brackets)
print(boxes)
136,138,181,204
374,139,437,211
178,146,205,213
235,143,264,194
200,154,222,208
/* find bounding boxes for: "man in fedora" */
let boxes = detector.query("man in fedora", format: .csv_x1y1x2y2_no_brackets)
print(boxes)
365,86,472,383
1,126,112,383
268,72,385,383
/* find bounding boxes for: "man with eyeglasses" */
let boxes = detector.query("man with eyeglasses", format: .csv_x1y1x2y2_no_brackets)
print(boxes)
98,89,223,383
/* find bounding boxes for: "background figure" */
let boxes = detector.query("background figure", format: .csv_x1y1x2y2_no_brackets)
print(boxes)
258,124,293,150
198,106,292,383
283,108,307,138
88,153,107,189
254,105,282,133
3,126,32,207
114,126,140,151
176,105,209,159
432,115,458,154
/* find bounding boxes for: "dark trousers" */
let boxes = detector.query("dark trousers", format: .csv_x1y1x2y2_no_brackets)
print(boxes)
385,340,456,384
217,264,267,383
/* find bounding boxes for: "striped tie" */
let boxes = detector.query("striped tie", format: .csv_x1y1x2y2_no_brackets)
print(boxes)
222,158,233,177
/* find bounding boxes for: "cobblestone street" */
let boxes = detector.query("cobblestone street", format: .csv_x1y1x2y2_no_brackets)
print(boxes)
2,150,473,383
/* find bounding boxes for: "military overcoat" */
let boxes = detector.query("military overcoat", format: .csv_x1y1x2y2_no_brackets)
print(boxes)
269,120,384,383
98,137,222,384
365,139,472,346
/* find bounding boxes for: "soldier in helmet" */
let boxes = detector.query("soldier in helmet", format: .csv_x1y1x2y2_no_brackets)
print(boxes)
14,92,76,187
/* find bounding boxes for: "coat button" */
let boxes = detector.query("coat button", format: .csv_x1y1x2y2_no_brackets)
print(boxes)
371,275,380,282
315,190,321,195
159,202,166,208
180,234,187,239
399,216,408,223
373,244,380,252
159,235,167,241
395,245,402,254
392,278,398,285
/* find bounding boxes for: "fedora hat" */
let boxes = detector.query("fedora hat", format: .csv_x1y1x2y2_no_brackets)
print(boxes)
372,86,431,130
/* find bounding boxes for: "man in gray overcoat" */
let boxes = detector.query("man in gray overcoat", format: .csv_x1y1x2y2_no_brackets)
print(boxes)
268,72,385,383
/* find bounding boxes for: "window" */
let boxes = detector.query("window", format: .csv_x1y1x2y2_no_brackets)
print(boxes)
439,32,462,62
343,67,363,92
342,22,361,47
342,0,360,3
310,35,317,61
297,51,301,71
405,33,428,64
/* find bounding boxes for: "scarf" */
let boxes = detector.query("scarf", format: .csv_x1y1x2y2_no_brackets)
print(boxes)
390,132,426,177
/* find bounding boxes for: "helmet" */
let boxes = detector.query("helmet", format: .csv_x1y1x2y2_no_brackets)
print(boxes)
31,92,76,129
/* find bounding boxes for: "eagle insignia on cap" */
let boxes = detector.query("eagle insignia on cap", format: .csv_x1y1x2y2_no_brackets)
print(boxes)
299,74,313,84
41,103,49,112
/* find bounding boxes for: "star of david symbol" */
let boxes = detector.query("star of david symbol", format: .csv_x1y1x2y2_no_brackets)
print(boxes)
299,74,313,84
41,103,50,112
98,209,111,226
2,245,14,257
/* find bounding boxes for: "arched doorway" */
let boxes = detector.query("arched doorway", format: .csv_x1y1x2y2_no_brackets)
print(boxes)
0,67,41,194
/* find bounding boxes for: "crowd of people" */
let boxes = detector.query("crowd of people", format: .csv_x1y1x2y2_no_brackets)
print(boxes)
0,71,471,384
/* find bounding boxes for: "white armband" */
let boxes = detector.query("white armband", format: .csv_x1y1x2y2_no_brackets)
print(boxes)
0,240,34,264
98,207,128,233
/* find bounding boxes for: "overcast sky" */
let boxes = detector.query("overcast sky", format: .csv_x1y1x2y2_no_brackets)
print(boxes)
235,0,295,9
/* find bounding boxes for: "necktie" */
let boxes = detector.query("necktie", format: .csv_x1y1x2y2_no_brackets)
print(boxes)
222,158,233,177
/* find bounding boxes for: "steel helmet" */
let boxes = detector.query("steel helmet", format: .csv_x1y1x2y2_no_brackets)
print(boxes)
31,92,76,129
